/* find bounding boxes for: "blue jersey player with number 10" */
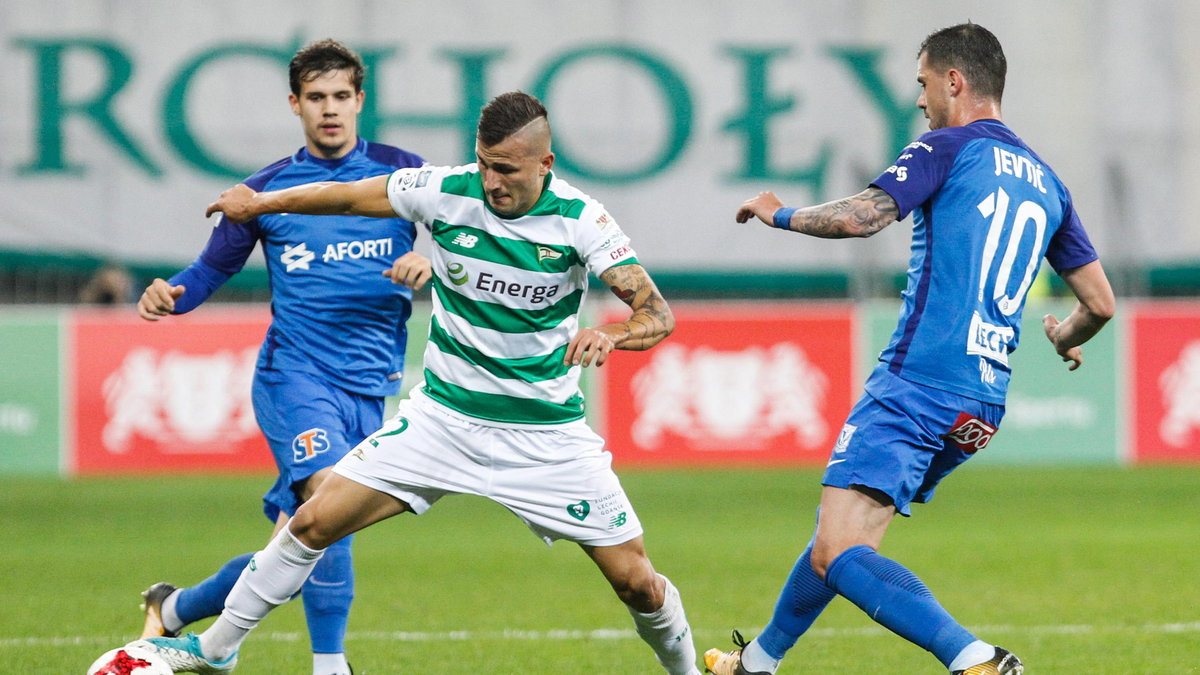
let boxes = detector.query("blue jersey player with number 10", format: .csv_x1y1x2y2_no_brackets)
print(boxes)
704,23,1116,675
135,40,430,675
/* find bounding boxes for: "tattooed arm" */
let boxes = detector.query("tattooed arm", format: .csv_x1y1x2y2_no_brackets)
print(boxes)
735,187,899,238
562,263,675,368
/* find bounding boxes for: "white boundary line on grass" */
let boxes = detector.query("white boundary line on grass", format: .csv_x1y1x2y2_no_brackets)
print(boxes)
4,621,1199,649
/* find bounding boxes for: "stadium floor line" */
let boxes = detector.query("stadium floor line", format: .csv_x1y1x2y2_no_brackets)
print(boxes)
4,621,1200,649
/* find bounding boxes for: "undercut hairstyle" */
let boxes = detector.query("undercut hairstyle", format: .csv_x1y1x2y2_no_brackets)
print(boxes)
289,39,365,95
919,23,1006,101
477,92,549,147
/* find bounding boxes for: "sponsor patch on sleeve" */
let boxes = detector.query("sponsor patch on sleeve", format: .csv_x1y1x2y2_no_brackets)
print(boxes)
390,168,430,193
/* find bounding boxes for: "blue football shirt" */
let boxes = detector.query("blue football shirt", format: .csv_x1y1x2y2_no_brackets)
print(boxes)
870,119,1098,404
170,139,425,397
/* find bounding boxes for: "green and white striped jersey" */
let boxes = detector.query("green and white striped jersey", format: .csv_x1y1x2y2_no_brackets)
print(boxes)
385,164,640,428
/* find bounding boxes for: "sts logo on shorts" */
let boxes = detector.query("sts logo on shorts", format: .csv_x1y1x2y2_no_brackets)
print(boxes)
292,428,331,462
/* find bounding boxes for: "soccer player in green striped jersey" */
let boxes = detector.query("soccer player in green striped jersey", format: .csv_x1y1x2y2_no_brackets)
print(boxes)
128,92,701,675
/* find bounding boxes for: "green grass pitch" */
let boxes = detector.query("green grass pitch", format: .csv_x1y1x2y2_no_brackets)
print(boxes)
2,465,1198,673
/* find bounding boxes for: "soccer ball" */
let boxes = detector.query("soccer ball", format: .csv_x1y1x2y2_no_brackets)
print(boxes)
87,644,173,675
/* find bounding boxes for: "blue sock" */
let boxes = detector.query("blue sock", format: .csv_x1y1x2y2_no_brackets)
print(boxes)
824,545,976,666
756,543,837,660
174,552,255,626
302,535,355,654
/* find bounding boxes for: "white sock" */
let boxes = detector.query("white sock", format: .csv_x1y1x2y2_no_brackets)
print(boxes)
947,640,996,672
159,589,182,635
740,638,781,674
628,574,700,675
199,528,324,662
313,652,351,675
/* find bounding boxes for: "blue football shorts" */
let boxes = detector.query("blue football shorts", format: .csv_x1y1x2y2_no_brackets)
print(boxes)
252,368,386,522
822,367,1004,516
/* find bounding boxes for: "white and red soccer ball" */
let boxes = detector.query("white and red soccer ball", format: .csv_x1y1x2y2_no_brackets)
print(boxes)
87,645,172,675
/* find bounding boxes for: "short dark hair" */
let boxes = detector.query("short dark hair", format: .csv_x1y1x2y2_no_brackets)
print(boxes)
919,23,1006,101
289,39,365,95
477,92,549,147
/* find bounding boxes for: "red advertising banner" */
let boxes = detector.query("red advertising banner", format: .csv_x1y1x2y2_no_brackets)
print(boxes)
1130,303,1200,463
70,307,274,475
599,303,855,466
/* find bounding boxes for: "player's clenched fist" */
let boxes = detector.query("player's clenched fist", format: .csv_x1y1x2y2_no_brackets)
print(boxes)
564,327,618,368
384,252,432,290
137,278,186,321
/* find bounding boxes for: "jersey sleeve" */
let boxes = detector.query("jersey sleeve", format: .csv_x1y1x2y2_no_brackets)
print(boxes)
385,165,442,224
168,215,262,313
575,203,639,277
1045,199,1099,272
870,130,959,220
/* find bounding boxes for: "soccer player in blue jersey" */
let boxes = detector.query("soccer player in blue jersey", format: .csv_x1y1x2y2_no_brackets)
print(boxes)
135,39,430,675
703,23,1115,675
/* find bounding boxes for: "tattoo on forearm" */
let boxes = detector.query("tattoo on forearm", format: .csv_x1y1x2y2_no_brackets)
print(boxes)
602,264,674,349
795,187,898,238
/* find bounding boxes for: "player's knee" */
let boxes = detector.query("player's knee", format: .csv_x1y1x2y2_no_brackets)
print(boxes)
287,503,339,550
611,563,663,613
810,540,852,580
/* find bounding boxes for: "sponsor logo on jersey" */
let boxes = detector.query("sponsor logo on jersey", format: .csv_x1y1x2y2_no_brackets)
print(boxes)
594,211,614,231
979,357,997,384
537,246,563,263
292,427,331,461
446,262,470,286
966,311,1014,366
475,271,560,304
282,242,315,272
944,413,996,453
451,233,479,248
322,237,393,263
882,164,909,182
608,244,633,261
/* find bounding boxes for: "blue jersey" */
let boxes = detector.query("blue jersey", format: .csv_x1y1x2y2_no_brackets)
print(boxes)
170,139,425,397
870,119,1098,404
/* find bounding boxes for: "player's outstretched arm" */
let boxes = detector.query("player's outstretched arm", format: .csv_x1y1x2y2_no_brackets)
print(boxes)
1042,260,1116,371
206,175,394,224
736,187,899,238
564,263,674,368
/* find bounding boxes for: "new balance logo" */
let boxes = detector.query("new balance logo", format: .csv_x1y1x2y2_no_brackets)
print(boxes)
451,233,479,248
282,243,315,272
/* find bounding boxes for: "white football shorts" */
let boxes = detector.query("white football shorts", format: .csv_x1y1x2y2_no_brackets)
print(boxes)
333,391,644,547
